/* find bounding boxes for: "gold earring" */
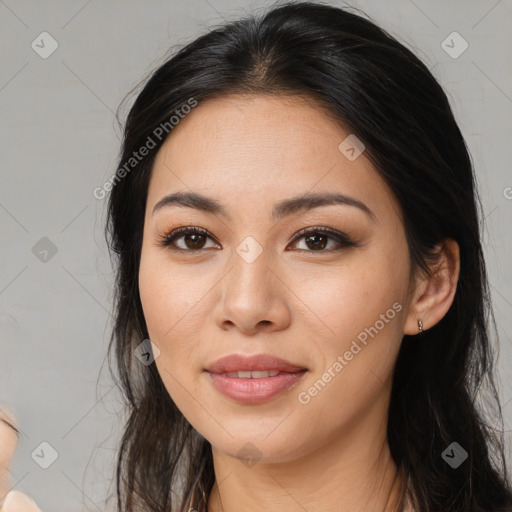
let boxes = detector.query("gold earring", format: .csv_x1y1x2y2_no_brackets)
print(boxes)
418,319,423,333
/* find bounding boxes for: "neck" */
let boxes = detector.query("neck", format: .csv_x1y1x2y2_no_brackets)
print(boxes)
206,401,406,512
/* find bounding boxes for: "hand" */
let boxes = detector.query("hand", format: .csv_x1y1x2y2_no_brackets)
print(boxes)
0,408,42,512
0,408,18,508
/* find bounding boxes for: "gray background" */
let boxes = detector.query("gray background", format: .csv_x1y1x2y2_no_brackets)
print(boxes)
1,0,511,510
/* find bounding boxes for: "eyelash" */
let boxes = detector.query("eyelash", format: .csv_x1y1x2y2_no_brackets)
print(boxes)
156,225,359,253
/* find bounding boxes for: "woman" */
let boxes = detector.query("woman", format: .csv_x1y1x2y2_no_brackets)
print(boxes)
4,1,509,511
102,2,512,511
104,1,512,511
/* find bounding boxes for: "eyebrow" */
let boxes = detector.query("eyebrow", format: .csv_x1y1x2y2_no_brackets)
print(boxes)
152,191,376,222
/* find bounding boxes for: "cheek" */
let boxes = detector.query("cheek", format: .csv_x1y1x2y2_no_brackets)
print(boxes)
139,250,208,341
138,251,211,399
291,250,407,413
293,297,404,445
298,248,406,342
138,263,201,418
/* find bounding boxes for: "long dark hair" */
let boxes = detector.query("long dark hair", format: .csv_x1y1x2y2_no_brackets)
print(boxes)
104,2,512,511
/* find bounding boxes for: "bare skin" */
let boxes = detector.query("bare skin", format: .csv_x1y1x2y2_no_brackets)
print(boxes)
138,94,460,512
0,409,18,507
0,409,42,511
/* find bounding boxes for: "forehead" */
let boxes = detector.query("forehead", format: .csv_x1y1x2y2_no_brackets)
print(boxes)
147,94,400,223
153,93,348,174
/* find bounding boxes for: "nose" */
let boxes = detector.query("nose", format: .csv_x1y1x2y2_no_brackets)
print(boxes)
211,244,292,336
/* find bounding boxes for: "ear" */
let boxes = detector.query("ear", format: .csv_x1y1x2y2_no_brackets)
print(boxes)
403,238,460,335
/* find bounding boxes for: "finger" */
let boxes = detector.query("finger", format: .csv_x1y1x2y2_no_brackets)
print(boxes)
2,489,43,512
0,408,19,507
0,410,43,511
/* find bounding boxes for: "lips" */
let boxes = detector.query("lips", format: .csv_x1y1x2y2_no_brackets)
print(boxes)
205,354,308,403
205,354,307,374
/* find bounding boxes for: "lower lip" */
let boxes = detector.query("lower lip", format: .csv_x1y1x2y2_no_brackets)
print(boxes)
207,370,307,404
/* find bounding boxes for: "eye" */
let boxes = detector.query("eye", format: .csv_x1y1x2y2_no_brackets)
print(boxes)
288,227,358,252
156,226,219,251
157,226,358,253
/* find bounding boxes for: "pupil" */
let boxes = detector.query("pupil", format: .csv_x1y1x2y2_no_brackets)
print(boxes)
306,234,326,250
186,234,206,249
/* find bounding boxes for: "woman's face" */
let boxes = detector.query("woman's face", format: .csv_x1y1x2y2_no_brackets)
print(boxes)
139,94,415,463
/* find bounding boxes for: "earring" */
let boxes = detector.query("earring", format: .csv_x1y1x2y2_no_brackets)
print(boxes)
418,319,423,333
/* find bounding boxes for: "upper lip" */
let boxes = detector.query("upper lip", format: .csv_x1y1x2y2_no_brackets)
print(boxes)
205,354,307,373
